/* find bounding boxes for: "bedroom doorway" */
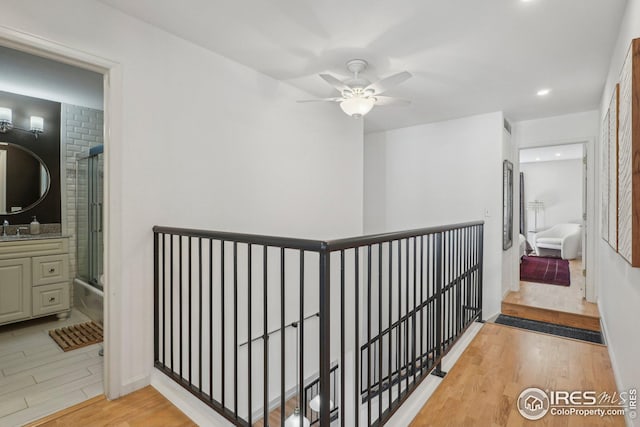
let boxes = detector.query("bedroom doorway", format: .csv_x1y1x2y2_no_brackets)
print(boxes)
500,142,601,338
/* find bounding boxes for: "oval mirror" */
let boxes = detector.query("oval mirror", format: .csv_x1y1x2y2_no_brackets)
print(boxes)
0,142,50,215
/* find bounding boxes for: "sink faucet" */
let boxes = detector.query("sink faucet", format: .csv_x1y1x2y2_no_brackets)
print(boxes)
2,220,8,237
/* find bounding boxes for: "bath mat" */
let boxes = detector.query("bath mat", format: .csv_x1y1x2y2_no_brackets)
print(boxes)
49,321,103,352
520,255,570,286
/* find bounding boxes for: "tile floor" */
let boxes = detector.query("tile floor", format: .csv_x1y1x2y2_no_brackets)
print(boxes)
0,310,103,427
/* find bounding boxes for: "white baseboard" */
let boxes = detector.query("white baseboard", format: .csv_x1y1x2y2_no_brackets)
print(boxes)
151,369,233,427
597,305,636,427
119,374,150,397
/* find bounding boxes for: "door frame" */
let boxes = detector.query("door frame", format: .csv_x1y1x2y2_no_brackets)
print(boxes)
0,26,124,398
516,138,597,302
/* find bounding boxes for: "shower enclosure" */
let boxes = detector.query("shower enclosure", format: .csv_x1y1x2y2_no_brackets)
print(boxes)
74,145,104,325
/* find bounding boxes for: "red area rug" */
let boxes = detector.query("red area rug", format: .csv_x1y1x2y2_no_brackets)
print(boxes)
520,256,570,286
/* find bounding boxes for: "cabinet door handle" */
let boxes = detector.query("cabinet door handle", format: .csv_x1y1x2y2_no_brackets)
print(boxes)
49,268,56,273
49,297,56,302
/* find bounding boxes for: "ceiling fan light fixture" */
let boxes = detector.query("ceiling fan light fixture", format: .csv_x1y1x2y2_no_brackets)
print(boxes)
340,96,375,118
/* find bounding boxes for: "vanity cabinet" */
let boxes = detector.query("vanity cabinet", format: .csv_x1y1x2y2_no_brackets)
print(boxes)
0,258,31,324
0,237,70,326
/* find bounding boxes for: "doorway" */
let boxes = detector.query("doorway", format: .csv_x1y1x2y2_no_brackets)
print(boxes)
0,41,110,425
501,142,600,333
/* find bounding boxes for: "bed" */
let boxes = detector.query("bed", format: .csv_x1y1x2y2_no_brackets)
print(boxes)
519,234,527,259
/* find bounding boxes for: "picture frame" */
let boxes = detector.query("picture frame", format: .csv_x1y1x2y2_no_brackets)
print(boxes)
503,160,514,250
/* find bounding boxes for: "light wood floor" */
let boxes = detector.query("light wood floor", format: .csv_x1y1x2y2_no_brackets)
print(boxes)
410,323,624,426
502,258,601,331
0,310,104,426
26,386,195,427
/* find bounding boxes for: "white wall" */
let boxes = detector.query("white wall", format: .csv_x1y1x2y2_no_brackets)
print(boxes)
0,45,103,109
513,110,599,147
364,112,505,318
502,127,519,296
597,1,640,424
520,159,583,228
0,0,363,400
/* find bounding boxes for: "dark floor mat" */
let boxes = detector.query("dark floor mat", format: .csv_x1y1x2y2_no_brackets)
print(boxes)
495,315,603,344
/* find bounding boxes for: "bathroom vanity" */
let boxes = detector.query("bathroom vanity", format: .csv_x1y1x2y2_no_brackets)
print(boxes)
0,235,71,326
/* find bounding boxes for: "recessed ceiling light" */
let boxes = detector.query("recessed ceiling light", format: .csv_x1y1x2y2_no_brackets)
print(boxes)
555,152,562,156
537,89,551,96
535,157,541,161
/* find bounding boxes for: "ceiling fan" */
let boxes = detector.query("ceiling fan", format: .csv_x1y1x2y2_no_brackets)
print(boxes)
299,59,412,118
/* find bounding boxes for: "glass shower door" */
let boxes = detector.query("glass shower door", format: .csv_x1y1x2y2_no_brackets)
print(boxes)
76,145,103,289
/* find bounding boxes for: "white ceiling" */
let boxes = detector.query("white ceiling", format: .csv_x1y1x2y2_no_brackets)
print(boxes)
520,143,584,163
100,0,627,132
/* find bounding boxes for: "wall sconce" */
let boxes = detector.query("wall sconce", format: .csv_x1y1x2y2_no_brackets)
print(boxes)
0,107,44,139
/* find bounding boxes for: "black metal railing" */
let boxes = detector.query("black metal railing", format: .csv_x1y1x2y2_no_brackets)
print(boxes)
153,221,483,427
303,364,339,425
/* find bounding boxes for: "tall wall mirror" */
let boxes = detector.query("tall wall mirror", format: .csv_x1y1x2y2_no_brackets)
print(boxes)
503,160,514,250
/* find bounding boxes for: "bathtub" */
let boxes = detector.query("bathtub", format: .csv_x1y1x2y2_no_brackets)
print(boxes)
73,277,104,325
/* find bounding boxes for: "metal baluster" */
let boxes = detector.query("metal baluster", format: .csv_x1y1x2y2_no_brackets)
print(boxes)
199,237,203,392
189,238,192,385
366,245,372,427
233,242,238,420
154,232,160,365
340,250,345,427
280,248,286,427
354,247,360,427
412,237,417,383
396,241,401,397
404,238,409,389
179,236,183,379
170,235,174,372
378,244,383,423
420,235,424,376
248,244,253,426
299,250,304,422
318,248,330,427
221,241,226,406
387,241,392,412
263,245,269,426
209,239,213,400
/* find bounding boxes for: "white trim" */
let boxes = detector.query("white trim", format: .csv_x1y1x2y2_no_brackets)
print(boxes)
515,137,597,303
151,370,232,427
597,304,635,427
59,105,68,235
0,24,123,400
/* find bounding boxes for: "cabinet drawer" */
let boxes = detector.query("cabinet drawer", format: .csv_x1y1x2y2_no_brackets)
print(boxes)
32,255,69,286
32,283,70,316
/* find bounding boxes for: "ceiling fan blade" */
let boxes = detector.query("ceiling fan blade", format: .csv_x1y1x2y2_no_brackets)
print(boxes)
297,97,342,103
374,96,411,106
319,74,350,92
366,71,412,95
